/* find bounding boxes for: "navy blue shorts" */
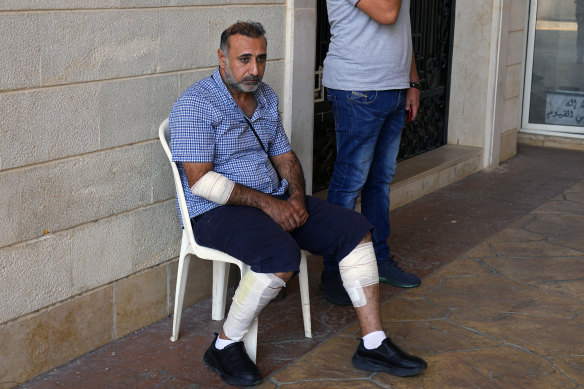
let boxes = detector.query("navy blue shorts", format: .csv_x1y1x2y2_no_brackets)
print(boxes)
192,195,372,274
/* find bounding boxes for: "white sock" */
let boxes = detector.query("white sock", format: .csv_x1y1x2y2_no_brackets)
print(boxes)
215,336,237,350
363,330,387,350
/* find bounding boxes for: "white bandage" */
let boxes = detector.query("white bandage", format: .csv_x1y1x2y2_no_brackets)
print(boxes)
339,242,379,308
223,271,286,341
190,171,235,205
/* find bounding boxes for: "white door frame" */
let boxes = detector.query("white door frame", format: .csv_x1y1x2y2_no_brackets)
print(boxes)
521,0,584,138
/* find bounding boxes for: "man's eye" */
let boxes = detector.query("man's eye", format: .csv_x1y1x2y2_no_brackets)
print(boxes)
258,57,266,63
241,57,250,63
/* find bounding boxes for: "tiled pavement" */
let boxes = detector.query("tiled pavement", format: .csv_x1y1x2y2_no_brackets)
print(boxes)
19,145,584,388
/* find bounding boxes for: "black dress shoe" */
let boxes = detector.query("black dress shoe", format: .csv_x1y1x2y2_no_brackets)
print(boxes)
352,337,427,377
320,269,352,306
203,334,261,386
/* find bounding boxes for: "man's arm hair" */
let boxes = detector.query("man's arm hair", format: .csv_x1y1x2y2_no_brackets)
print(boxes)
270,151,306,198
356,0,403,25
182,161,276,209
182,160,304,231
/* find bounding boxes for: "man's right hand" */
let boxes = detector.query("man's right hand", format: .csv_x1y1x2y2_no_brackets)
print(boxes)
263,196,306,232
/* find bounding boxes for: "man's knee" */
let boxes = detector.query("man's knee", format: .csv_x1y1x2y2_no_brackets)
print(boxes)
359,232,372,245
339,241,379,307
274,271,295,283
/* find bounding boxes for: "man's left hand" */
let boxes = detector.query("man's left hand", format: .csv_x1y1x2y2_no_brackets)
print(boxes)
287,194,309,230
405,87,420,122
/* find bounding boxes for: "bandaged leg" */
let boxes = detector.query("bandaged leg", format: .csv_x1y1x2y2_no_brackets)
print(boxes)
223,270,286,341
339,242,379,308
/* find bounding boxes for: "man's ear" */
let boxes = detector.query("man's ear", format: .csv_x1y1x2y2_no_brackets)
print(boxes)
218,48,226,68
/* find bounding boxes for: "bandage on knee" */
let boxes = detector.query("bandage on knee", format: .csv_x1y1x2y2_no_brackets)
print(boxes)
190,171,234,205
339,242,379,307
223,271,286,341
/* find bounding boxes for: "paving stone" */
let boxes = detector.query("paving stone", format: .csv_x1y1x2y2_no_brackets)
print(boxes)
449,309,584,356
374,346,574,389
426,275,582,318
382,320,502,355
487,239,583,257
526,215,584,244
486,224,545,242
484,256,584,283
379,296,451,321
460,241,495,258
537,280,584,302
270,336,367,383
555,356,584,386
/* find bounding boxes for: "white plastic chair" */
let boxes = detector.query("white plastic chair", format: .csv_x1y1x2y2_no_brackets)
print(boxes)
158,118,312,362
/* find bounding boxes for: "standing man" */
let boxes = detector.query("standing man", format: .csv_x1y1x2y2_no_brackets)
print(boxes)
321,0,423,305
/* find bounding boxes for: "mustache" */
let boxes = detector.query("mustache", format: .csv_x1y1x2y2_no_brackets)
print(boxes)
241,75,261,82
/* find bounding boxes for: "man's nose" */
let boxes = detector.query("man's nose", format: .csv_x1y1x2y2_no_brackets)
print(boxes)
248,60,260,76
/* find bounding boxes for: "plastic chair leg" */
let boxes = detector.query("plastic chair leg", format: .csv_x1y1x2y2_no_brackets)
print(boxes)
170,253,191,342
299,251,312,338
212,261,230,321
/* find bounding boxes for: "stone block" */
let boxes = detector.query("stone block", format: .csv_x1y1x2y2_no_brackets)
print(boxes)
114,264,168,338
502,96,521,132
506,30,525,66
0,286,113,387
38,10,159,87
71,213,134,294
99,74,180,149
509,0,528,32
499,129,518,162
263,60,286,104
151,141,177,203
158,8,222,73
0,170,23,248
0,84,100,170
0,0,285,11
132,201,181,272
158,6,285,73
0,13,40,91
449,2,493,147
0,233,73,324
168,255,215,311
16,144,152,246
504,63,522,100
0,1,117,10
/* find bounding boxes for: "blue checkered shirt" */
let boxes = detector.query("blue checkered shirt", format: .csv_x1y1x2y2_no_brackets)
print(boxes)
169,67,291,220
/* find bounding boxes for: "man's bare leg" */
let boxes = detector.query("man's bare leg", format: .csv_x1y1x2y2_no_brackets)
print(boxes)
340,234,428,377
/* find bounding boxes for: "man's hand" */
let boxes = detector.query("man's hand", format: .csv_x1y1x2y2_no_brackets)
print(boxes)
287,193,309,229
263,195,308,232
406,87,420,121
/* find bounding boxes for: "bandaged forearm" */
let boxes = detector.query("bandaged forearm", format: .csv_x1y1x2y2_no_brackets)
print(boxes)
190,171,235,205
223,271,286,341
339,242,379,307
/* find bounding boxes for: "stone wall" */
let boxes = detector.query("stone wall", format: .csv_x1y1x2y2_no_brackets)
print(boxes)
448,0,528,167
0,2,286,386
501,0,528,161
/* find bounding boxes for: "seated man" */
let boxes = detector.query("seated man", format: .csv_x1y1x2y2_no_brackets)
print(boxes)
169,21,427,387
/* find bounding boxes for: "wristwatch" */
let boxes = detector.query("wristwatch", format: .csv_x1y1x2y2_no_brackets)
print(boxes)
409,82,421,89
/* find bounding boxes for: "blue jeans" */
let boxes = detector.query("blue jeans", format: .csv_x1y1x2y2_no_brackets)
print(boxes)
324,88,405,269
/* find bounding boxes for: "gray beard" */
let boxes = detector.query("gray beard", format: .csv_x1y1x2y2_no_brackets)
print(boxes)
224,62,262,93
